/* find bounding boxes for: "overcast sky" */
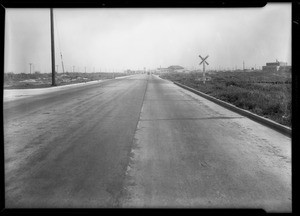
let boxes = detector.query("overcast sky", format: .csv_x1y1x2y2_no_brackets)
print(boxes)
5,3,291,73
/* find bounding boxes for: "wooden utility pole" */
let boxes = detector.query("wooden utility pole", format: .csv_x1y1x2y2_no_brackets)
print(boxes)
60,53,65,73
29,63,32,74
50,8,56,86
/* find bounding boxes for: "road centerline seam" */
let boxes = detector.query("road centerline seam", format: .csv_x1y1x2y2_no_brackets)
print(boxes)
117,75,149,206
139,117,245,121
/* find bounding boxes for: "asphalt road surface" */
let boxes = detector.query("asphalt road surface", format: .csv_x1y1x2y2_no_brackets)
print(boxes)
4,74,291,211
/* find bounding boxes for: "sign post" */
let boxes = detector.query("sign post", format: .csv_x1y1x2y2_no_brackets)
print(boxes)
199,55,209,84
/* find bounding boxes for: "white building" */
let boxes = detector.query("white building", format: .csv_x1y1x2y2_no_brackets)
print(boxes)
262,60,291,72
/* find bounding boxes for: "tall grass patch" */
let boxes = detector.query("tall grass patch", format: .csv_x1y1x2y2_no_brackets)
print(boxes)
160,71,291,127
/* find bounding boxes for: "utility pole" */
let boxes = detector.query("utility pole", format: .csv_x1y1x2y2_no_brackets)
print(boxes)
243,61,245,71
50,8,56,86
29,63,32,74
85,67,86,73
60,53,65,73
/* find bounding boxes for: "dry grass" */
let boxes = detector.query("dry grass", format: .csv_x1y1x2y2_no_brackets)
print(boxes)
160,71,291,127
4,72,125,89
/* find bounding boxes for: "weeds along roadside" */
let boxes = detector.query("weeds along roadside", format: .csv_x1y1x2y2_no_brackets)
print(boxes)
160,72,291,127
3,72,125,89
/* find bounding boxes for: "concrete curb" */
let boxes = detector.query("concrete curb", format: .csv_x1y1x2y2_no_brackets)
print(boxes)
173,81,291,137
4,75,138,103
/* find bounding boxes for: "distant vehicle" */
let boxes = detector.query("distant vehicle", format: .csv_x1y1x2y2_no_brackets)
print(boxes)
147,72,150,75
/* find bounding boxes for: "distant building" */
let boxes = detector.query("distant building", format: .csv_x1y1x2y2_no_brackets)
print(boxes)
156,68,169,73
125,69,135,74
167,65,185,72
279,66,292,72
262,60,291,72
125,69,144,74
266,62,287,66
155,65,190,73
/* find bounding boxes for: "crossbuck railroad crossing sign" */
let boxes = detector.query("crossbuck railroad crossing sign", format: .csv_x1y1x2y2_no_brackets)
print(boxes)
199,54,209,84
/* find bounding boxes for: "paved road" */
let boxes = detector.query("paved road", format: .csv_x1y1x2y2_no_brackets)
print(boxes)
4,74,291,211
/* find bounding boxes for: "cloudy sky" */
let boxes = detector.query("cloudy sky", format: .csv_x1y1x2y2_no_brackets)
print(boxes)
5,3,291,73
